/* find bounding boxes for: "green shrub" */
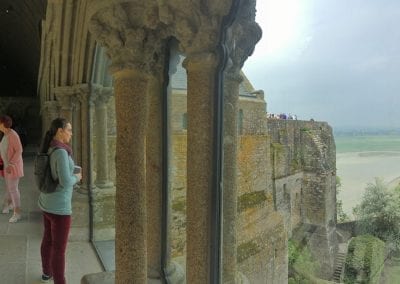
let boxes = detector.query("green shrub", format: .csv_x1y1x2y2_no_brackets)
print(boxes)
344,235,385,284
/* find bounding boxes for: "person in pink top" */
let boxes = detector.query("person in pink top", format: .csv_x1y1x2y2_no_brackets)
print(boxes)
0,115,24,223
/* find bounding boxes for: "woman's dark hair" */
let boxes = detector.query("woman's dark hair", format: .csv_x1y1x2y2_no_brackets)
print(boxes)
0,115,13,128
40,117,69,152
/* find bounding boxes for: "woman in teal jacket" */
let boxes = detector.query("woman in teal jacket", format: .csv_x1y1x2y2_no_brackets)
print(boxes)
38,118,82,284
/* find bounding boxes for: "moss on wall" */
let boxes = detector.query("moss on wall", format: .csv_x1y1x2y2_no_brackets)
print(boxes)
172,197,186,213
238,191,267,213
237,240,261,262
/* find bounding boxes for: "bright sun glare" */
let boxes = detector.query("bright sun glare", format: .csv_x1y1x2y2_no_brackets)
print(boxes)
255,0,303,58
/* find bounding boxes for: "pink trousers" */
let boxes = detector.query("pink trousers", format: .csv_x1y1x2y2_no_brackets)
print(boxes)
3,177,20,208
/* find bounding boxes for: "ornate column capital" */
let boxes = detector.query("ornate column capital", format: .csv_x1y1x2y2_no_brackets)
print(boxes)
160,1,232,55
91,85,114,106
73,84,91,105
54,86,76,109
89,4,169,75
43,100,60,112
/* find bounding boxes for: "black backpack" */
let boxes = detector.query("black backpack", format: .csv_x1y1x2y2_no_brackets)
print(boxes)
34,147,59,193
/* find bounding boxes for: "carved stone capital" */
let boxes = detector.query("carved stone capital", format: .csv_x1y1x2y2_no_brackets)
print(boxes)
92,86,114,106
158,1,232,55
54,86,76,109
73,84,91,104
89,4,168,75
43,101,60,113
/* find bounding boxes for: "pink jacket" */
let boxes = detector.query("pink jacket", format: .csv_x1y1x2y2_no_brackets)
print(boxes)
2,129,24,178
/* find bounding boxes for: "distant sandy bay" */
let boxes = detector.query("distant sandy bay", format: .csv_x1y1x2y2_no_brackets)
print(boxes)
336,151,400,218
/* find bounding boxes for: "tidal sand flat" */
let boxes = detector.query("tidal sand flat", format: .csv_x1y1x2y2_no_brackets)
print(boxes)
336,151,400,217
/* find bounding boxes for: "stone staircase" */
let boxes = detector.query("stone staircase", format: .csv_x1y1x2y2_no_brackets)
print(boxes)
332,244,348,283
332,251,346,282
308,132,329,171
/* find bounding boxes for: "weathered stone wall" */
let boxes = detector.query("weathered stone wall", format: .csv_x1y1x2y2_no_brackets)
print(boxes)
237,211,287,283
238,93,267,135
268,119,338,279
170,90,188,133
274,172,304,236
236,135,287,283
170,133,187,258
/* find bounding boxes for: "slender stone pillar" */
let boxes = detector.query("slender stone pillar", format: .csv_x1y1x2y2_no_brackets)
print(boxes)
76,85,93,192
222,70,242,284
71,94,82,166
112,68,149,283
183,52,218,284
146,72,163,279
93,87,114,188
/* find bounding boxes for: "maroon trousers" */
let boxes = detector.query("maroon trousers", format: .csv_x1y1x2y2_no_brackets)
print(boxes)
41,212,71,284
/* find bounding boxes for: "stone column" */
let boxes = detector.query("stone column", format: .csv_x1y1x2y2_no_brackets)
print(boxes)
183,52,218,284
71,94,82,166
89,85,116,241
146,71,163,279
112,67,149,283
221,4,262,281
93,86,114,188
89,7,162,281
75,84,93,192
222,70,242,284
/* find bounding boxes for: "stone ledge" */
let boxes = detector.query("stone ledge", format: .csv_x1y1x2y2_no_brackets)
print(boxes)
81,271,115,284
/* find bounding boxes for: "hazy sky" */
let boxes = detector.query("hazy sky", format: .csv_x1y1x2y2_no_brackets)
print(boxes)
242,0,400,130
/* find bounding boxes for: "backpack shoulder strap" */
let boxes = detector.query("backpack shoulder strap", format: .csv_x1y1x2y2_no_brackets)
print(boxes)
47,147,60,155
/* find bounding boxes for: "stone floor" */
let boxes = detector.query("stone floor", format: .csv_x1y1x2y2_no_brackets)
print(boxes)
0,154,103,284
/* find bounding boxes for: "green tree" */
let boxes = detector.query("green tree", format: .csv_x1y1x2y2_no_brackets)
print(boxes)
353,177,400,249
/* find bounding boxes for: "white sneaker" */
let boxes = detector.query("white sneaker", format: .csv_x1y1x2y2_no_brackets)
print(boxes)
41,274,53,283
2,204,13,214
9,213,21,223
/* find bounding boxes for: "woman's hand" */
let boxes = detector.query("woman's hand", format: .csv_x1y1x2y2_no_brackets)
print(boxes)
75,173,82,181
5,165,12,174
